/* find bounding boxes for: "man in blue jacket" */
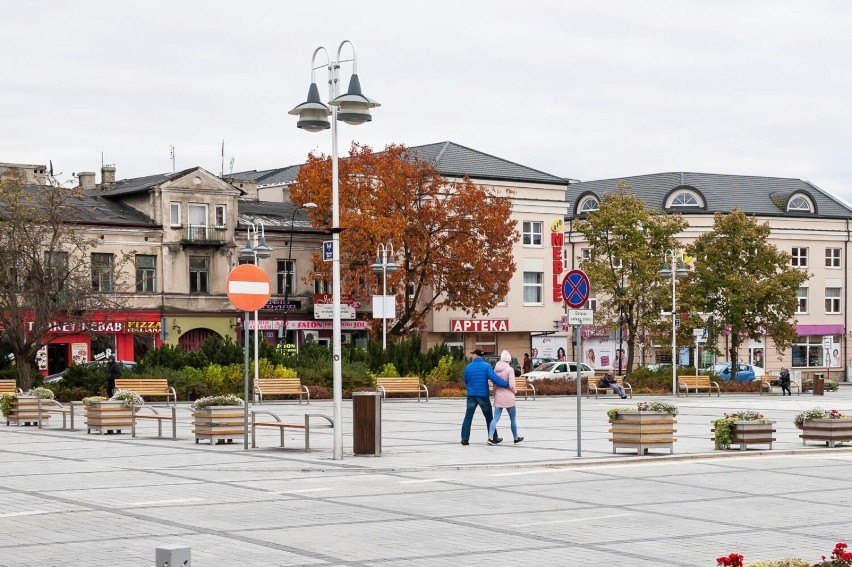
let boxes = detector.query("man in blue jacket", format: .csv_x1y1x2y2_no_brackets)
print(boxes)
461,349,510,445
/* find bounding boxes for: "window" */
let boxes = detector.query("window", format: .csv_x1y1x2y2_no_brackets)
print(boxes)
188,203,207,227
135,255,156,293
579,197,599,213
215,205,226,227
825,287,841,314
792,335,838,367
787,195,812,212
189,256,209,293
314,278,330,294
522,221,542,246
91,253,113,292
791,247,808,268
277,259,294,295
580,248,592,261
826,248,841,268
522,272,543,304
671,192,699,207
170,202,181,227
45,251,68,292
796,287,808,314
586,293,597,311
407,282,416,300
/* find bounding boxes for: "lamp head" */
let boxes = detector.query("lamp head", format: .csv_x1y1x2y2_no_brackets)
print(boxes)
239,241,255,259
385,259,399,274
254,237,272,259
329,74,380,125
289,82,331,132
302,202,318,210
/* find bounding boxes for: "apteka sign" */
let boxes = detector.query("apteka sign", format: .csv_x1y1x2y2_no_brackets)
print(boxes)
450,319,510,333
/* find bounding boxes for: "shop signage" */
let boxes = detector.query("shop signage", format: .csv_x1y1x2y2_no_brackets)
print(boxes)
285,320,370,330
551,218,565,302
450,319,510,333
127,321,162,333
27,321,129,333
262,300,301,311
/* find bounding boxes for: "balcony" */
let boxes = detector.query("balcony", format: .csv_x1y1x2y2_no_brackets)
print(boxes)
181,225,226,247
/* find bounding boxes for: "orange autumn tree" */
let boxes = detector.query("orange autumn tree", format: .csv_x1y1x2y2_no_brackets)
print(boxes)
290,142,517,338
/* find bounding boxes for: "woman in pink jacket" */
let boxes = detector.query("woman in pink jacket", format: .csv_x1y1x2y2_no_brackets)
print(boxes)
488,350,523,445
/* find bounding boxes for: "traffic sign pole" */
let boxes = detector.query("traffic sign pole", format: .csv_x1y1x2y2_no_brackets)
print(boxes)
562,269,591,459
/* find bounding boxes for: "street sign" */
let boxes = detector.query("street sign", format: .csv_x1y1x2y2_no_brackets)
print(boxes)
693,328,705,337
568,309,594,325
675,319,681,329
322,240,334,262
226,264,272,311
562,269,590,309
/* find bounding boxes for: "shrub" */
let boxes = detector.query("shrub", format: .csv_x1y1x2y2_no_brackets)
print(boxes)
425,355,465,384
0,393,13,417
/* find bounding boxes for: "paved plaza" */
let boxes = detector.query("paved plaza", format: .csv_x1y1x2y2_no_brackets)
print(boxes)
2,388,852,566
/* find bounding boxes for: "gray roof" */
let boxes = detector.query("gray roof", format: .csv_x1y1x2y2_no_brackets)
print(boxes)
234,141,570,187
237,200,322,234
97,167,200,197
6,185,158,227
566,172,852,220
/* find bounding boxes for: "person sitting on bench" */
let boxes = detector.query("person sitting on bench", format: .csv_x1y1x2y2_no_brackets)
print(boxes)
600,372,627,399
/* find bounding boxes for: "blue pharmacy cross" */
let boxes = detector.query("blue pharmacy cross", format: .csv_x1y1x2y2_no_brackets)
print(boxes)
562,269,590,309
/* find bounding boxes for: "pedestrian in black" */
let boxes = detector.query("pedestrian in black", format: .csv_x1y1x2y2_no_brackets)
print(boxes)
106,355,121,397
779,367,792,396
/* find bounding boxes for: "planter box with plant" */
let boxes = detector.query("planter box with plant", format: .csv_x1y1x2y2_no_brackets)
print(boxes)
191,394,245,445
85,392,143,435
795,408,852,448
607,400,678,455
4,387,56,427
712,410,775,451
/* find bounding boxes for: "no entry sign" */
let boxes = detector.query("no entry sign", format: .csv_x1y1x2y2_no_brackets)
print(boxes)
226,264,272,311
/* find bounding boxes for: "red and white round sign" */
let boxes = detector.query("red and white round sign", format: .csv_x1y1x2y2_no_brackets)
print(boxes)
226,264,272,312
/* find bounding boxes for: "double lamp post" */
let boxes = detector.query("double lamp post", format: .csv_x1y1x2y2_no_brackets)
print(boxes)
659,249,688,396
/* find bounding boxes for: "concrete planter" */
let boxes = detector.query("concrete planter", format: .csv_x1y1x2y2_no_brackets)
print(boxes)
192,405,245,445
714,420,776,451
85,400,133,435
800,418,852,448
609,411,677,455
5,395,51,427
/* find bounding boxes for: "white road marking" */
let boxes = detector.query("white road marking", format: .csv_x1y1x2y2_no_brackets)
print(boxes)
128,498,206,506
273,488,331,494
399,478,448,484
516,513,633,527
0,510,49,518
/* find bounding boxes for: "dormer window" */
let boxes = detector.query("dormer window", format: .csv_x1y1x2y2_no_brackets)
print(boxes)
665,187,704,209
579,197,599,213
671,192,699,207
787,195,813,213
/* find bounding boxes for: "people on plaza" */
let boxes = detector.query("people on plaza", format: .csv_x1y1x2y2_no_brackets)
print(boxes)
557,347,566,362
106,355,121,397
778,367,792,396
488,350,523,445
522,353,532,374
461,348,510,445
600,371,627,399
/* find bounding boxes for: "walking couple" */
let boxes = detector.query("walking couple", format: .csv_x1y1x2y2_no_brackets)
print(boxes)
460,349,523,446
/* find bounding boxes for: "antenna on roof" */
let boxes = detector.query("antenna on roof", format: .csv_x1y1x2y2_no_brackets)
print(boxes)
229,157,235,175
220,140,225,178
49,160,53,177
101,151,104,168
170,145,175,172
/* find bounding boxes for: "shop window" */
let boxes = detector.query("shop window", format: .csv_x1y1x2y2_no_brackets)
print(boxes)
791,247,808,268
133,334,155,362
90,333,116,361
523,271,543,304
522,221,542,246
189,256,209,294
277,259,294,295
825,287,841,314
135,255,156,293
791,336,834,368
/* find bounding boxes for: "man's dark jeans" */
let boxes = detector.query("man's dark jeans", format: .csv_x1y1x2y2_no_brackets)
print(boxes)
461,395,497,442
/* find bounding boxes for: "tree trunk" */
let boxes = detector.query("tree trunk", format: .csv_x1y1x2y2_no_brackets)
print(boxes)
16,359,33,391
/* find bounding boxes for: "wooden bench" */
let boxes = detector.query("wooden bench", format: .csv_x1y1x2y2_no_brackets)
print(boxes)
132,404,177,439
115,379,177,406
758,375,800,396
251,410,333,451
677,375,719,397
587,376,632,399
43,400,82,431
489,377,536,400
253,377,310,404
376,377,429,401
0,379,21,395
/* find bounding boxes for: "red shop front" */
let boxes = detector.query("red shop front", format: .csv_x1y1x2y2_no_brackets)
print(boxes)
35,311,163,375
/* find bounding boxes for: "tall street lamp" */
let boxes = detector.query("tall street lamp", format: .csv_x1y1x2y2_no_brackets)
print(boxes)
289,40,380,460
659,250,688,396
371,242,399,350
240,221,272,403
282,202,317,348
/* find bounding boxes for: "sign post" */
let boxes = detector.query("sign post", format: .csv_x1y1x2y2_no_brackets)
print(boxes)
226,265,272,450
562,269,591,457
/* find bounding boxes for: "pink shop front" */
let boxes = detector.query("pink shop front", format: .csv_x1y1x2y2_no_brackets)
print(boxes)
238,319,371,350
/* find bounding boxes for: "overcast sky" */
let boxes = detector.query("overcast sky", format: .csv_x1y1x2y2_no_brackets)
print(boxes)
2,1,851,202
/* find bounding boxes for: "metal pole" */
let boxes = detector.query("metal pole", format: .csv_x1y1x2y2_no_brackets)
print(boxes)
382,249,387,351
576,325,583,457
330,59,344,460
243,310,249,450
282,206,299,348
671,252,677,397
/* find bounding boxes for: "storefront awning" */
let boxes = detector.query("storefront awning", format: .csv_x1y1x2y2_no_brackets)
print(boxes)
796,324,845,335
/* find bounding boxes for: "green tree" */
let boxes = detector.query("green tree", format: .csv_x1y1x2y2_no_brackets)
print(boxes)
685,209,808,365
574,190,688,374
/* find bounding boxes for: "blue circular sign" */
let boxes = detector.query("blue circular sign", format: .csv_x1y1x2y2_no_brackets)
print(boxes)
562,269,590,309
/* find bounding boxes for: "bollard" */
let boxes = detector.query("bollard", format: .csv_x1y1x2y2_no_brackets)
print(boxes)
352,392,382,456
155,545,191,566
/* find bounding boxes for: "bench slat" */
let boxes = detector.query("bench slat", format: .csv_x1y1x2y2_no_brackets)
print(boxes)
254,378,310,404
376,377,429,401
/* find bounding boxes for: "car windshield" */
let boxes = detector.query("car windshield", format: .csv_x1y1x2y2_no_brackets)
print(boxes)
535,362,559,372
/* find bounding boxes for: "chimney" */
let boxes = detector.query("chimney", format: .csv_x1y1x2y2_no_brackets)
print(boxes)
77,171,96,190
101,165,116,187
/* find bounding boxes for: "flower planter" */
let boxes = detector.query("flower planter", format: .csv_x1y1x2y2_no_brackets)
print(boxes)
192,406,245,445
714,421,776,451
609,411,677,455
85,400,133,435
800,419,852,448
5,396,51,427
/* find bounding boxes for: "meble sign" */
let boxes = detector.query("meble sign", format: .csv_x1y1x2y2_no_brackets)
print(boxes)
450,319,510,333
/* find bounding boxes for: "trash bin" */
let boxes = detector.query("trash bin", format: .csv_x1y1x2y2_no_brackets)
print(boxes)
352,392,382,456
813,374,825,396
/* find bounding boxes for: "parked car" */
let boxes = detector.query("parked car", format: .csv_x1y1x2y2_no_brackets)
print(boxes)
531,357,557,369
483,355,522,377
43,360,136,384
706,362,759,382
522,361,594,382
